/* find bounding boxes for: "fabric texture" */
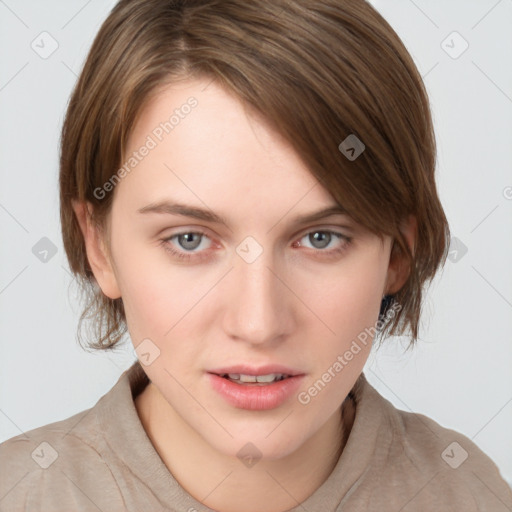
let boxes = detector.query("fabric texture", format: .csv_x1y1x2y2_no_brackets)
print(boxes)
1,361,511,511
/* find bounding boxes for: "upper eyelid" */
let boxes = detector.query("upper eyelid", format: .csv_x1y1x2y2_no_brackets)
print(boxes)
165,226,348,237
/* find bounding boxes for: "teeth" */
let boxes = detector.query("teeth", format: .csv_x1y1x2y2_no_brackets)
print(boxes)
255,374,282,383
225,373,288,383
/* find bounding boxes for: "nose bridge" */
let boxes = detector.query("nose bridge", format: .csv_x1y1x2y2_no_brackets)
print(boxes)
224,240,288,344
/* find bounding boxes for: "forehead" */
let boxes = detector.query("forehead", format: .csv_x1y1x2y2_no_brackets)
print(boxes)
115,78,340,225
127,77,305,173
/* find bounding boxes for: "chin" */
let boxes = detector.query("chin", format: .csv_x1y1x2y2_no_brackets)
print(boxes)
201,420,313,463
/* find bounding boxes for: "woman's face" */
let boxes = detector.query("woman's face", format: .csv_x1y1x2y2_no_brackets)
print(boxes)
97,77,396,460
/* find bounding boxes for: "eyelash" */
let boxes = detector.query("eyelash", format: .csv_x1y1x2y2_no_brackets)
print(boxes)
160,229,352,262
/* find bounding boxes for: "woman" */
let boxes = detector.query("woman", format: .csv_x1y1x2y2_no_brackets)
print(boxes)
1,0,511,510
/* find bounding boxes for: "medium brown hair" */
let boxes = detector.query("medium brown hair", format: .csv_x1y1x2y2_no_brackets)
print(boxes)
60,0,450,351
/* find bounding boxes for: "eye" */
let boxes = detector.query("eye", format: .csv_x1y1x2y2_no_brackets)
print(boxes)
293,229,351,257
171,232,208,251
161,231,214,261
161,228,352,263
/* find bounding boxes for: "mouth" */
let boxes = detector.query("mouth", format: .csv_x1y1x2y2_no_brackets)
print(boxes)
217,373,291,385
207,365,305,410
208,364,303,383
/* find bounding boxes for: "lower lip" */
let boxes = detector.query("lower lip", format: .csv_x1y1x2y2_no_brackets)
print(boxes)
208,374,304,410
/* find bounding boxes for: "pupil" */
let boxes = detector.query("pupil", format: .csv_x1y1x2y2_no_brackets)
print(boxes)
180,233,201,250
310,231,330,249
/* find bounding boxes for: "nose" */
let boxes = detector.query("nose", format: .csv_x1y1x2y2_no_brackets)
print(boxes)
222,247,293,346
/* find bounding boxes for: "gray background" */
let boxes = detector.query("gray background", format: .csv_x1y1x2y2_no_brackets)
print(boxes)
1,0,511,487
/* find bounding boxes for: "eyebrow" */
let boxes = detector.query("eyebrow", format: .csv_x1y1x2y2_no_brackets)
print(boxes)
137,201,348,227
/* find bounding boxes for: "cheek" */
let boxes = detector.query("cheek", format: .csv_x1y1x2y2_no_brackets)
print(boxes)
109,231,184,341
310,244,389,341
112,216,388,349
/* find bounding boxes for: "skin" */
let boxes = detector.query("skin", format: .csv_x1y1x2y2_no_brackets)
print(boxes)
73,77,415,512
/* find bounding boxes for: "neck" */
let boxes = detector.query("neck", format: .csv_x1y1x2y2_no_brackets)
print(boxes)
135,383,355,512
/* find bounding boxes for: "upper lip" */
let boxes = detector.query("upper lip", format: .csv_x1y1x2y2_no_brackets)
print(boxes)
208,364,304,377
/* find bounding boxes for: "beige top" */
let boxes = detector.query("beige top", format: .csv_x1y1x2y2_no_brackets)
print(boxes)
1,361,511,511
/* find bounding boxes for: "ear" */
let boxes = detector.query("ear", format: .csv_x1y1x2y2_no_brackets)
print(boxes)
384,215,417,295
72,200,121,299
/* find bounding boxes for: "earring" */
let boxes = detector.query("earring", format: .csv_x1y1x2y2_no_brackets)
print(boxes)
379,294,394,319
